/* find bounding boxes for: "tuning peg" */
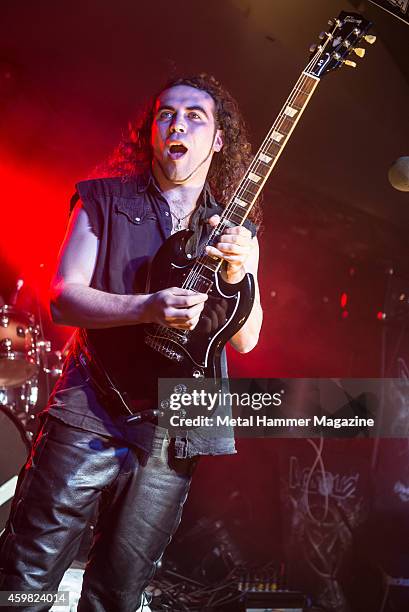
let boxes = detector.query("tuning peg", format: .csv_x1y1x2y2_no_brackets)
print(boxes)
353,47,366,58
328,17,342,27
309,43,318,53
318,31,326,40
364,34,377,44
343,60,357,68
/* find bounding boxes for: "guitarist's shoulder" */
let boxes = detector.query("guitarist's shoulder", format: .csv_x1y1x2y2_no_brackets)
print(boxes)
74,173,146,203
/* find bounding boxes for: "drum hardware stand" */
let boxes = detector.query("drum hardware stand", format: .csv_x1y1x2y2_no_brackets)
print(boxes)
0,272,63,447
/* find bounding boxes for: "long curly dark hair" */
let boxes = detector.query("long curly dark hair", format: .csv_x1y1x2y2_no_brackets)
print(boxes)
100,74,262,226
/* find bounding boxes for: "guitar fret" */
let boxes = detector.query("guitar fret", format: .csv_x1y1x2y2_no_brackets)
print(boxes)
229,210,245,224
277,116,295,133
253,162,270,179
271,131,284,142
284,105,298,117
292,91,309,108
294,84,314,95
259,153,272,164
241,187,257,201
266,135,282,147
198,258,218,272
189,274,213,293
301,76,317,92
243,181,258,196
248,172,262,183
291,80,315,104
293,89,310,98
234,196,251,207
265,141,281,158
196,272,212,281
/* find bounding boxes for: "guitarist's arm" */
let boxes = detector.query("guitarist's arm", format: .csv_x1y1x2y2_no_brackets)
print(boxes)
227,238,262,353
206,216,263,353
50,202,208,330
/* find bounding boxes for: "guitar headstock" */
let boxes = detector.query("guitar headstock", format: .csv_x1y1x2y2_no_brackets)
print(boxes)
307,11,375,78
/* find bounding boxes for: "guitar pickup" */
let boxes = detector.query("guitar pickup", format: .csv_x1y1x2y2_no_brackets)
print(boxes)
145,335,184,362
192,276,213,293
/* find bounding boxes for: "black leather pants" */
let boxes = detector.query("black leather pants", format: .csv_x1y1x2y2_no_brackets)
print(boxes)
0,416,195,611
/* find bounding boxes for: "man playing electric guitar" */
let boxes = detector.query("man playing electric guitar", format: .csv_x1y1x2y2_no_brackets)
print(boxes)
0,74,262,611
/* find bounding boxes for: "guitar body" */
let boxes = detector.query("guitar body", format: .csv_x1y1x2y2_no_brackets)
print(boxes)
145,230,255,379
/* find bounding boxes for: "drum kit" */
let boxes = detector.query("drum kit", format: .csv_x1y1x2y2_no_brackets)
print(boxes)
0,303,63,449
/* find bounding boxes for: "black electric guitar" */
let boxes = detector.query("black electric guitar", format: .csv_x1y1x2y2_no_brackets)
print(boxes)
145,12,375,380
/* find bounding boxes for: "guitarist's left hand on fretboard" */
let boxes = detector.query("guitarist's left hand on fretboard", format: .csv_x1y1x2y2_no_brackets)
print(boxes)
205,214,255,284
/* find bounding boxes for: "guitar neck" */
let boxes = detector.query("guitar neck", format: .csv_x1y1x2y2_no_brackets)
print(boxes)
189,70,320,279
162,10,374,296
185,5,375,286
222,71,319,227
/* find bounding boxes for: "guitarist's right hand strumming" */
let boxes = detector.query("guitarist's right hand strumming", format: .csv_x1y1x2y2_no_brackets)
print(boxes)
142,287,208,330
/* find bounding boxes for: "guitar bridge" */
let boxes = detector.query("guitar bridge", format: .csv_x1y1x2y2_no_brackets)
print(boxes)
145,332,185,362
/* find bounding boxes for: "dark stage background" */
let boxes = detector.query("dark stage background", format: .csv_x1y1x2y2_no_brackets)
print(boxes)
1,1,409,610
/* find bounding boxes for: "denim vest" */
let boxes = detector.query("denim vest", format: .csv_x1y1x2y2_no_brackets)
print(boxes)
46,171,256,458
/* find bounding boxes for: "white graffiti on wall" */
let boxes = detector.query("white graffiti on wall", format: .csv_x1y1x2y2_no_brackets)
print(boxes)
283,453,368,612
394,480,409,502
289,456,359,500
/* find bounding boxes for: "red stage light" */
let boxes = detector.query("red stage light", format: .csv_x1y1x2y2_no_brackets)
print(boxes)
0,150,74,345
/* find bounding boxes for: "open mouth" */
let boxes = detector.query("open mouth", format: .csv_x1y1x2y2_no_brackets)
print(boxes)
168,143,188,160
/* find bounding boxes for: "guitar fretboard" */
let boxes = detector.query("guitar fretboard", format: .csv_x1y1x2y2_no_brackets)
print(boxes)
183,71,320,292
